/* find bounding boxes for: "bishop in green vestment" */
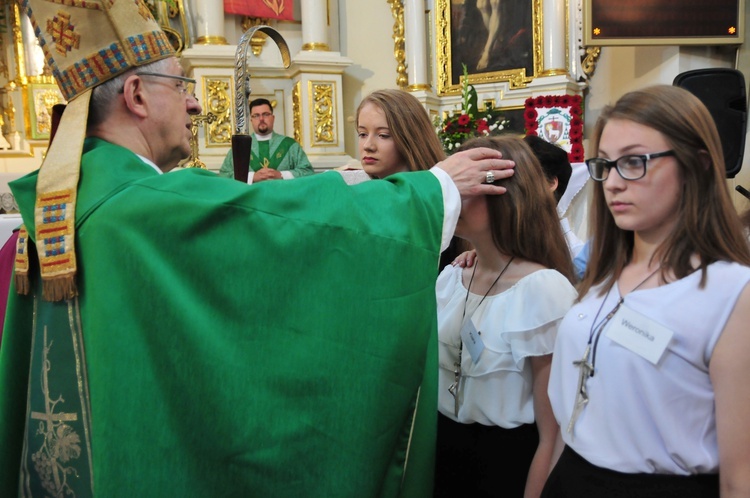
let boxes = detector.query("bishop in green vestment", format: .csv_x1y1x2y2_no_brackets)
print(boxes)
0,3,513,495
0,137,445,497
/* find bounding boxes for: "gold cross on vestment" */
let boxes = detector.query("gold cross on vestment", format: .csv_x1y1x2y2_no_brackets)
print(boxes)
47,11,81,56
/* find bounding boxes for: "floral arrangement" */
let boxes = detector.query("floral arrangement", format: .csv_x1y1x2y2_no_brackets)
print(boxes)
524,94,584,162
434,65,510,154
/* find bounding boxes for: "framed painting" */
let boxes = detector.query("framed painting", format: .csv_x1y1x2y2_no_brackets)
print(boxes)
25,83,65,141
435,0,543,95
524,95,584,163
584,0,744,46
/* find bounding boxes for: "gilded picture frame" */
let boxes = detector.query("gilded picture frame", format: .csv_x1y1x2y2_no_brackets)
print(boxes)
584,0,744,46
435,0,543,95
25,84,65,141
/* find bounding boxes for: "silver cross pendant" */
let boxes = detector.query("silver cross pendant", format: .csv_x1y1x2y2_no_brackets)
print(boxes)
448,359,461,417
567,344,594,436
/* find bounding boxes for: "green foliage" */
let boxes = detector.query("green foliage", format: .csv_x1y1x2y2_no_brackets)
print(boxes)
434,64,509,155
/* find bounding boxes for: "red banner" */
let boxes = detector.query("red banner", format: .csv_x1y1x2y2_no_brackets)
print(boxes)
224,0,294,21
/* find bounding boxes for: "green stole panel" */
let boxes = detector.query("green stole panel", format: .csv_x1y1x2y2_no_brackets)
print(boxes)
251,136,296,171
19,295,94,497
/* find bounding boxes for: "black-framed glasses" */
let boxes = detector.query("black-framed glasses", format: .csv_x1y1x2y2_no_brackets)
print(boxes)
250,112,273,120
136,72,196,97
585,150,675,181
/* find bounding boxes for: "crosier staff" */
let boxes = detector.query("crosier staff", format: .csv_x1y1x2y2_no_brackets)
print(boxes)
231,25,291,183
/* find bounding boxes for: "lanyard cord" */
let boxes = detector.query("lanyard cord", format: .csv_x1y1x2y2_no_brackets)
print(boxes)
449,256,515,417
586,266,661,373
461,256,515,324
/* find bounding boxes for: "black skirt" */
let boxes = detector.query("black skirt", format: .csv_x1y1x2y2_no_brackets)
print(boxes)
434,412,539,498
541,445,719,498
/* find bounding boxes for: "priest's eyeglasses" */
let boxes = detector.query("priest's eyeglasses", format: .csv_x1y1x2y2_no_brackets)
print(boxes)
585,150,675,181
136,72,196,97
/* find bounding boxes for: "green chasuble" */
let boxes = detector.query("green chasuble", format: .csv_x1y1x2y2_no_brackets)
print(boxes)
218,132,315,179
0,138,443,497
253,136,295,171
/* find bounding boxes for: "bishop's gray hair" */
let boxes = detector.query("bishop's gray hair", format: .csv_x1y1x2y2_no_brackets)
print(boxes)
88,58,174,130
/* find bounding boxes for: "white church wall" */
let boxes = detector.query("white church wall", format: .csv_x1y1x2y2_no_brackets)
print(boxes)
338,0,400,160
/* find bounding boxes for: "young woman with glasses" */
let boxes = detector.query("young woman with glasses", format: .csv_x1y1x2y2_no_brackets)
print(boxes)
543,85,750,497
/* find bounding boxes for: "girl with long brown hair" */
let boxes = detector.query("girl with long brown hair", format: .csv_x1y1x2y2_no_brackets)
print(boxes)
435,136,576,497
545,85,750,497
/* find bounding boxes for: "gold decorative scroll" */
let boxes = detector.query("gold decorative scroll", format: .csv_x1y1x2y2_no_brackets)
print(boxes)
582,46,601,78
241,17,272,55
204,77,233,146
387,0,408,88
308,81,337,147
292,81,302,145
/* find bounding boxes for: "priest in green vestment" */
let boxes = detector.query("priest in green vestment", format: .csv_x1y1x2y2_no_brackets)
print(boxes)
0,2,514,497
218,98,314,183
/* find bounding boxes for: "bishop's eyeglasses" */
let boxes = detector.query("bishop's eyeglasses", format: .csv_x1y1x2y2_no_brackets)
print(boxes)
585,150,675,182
135,72,196,97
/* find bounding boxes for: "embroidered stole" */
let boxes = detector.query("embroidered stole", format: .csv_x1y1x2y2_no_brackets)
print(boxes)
250,136,296,171
20,292,94,497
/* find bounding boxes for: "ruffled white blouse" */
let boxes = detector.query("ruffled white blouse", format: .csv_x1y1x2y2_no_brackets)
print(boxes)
437,265,577,426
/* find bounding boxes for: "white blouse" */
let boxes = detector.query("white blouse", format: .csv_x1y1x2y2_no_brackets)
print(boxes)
549,261,750,474
437,265,577,426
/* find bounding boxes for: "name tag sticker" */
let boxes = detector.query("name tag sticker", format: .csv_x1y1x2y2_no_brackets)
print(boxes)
461,319,485,362
606,305,673,364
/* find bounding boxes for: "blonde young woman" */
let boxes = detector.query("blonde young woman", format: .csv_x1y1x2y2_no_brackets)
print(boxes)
435,136,576,498
544,86,750,497
342,89,446,183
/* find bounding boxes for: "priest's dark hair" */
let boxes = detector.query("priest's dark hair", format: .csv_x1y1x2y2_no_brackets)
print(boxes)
249,98,273,114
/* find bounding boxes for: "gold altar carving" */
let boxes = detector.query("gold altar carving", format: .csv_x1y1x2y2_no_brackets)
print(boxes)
204,77,233,146
581,46,601,78
241,17,272,55
184,112,217,169
301,42,331,51
387,0,408,88
148,0,191,53
292,81,303,145
12,3,63,141
25,84,63,140
309,82,336,146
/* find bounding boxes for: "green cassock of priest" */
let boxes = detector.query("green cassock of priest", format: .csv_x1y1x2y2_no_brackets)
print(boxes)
218,97,315,184
0,1,513,496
